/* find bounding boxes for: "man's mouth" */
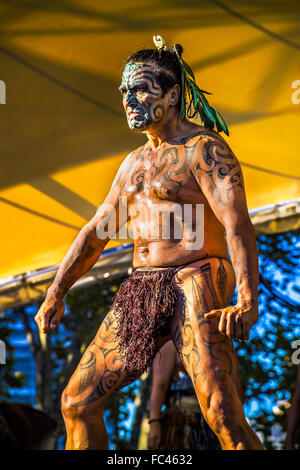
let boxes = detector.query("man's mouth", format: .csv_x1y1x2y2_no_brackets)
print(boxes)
128,112,144,122
127,107,143,116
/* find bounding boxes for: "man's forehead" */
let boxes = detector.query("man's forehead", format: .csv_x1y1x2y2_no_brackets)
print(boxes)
122,62,156,81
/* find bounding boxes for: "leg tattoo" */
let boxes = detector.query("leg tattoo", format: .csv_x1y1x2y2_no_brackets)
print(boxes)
217,259,227,305
173,262,234,402
71,312,131,408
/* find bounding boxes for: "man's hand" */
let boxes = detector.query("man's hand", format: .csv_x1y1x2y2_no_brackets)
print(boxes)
204,303,258,341
35,292,65,333
147,422,162,450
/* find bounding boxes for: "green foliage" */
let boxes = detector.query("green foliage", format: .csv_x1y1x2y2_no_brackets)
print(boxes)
235,230,300,449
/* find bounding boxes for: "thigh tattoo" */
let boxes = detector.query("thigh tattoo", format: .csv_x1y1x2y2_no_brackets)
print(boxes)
71,312,137,408
173,263,233,389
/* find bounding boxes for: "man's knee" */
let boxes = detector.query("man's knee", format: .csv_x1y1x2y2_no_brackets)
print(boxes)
202,370,244,435
61,385,104,421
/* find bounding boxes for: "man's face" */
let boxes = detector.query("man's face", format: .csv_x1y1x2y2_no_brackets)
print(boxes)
119,62,167,131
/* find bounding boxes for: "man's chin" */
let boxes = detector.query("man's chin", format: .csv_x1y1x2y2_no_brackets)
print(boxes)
127,119,149,132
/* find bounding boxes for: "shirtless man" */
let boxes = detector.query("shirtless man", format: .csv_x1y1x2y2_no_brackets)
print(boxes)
35,39,263,450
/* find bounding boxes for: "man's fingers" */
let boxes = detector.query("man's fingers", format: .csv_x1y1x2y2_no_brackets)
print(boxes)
204,309,222,319
241,322,250,341
226,313,235,338
236,321,250,342
205,307,253,341
40,311,50,331
50,306,64,329
235,316,244,341
218,312,227,335
35,303,64,333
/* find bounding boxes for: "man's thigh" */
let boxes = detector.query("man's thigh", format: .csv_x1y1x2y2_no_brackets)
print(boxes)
64,308,171,409
169,258,243,406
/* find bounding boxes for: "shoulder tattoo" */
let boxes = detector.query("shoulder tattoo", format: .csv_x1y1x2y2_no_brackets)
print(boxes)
194,137,243,204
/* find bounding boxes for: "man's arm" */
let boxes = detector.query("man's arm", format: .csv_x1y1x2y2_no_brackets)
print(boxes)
35,156,130,333
191,133,259,341
147,341,176,450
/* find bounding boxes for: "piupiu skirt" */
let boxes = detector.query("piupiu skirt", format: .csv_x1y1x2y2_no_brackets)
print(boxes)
111,265,187,374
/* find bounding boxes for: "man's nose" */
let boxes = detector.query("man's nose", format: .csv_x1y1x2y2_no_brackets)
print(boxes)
125,91,137,106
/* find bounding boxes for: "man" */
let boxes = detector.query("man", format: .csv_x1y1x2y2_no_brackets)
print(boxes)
35,37,263,450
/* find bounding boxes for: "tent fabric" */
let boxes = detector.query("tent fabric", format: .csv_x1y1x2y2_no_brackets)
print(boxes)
0,0,299,281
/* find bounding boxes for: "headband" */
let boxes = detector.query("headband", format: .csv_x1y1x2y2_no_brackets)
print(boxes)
153,35,229,136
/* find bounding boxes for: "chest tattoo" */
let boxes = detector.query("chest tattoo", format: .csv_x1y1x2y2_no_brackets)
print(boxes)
123,140,198,194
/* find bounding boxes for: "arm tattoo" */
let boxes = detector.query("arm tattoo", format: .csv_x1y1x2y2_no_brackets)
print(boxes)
52,230,99,297
195,138,243,204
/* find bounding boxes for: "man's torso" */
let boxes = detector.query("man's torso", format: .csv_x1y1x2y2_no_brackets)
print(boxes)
119,128,229,267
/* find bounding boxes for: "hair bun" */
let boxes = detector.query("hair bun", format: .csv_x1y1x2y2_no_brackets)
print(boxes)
173,44,183,57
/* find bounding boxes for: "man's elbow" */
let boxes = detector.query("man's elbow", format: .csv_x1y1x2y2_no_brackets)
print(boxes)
82,222,108,251
224,215,256,239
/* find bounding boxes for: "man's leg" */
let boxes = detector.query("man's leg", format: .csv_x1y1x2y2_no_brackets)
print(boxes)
170,258,264,450
61,309,170,450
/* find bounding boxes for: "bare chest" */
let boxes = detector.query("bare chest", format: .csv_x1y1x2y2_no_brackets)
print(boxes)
121,144,199,203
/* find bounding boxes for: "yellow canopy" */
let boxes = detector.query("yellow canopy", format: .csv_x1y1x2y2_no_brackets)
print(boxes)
0,0,299,281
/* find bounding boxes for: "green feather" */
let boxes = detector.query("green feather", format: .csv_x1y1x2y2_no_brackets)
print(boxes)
179,67,186,119
198,88,212,95
187,77,216,123
190,82,198,109
196,90,216,123
198,106,213,129
181,58,195,81
213,107,229,136
174,47,229,134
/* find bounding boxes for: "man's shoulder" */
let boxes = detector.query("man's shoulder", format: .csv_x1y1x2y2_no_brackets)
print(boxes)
186,127,241,172
184,127,229,157
187,126,227,145
166,126,226,151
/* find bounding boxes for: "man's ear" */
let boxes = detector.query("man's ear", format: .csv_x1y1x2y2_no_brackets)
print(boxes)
168,84,180,107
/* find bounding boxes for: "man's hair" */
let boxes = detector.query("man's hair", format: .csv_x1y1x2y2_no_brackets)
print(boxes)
125,44,183,110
